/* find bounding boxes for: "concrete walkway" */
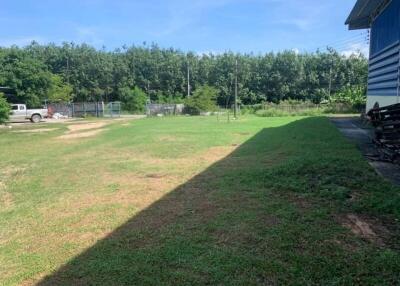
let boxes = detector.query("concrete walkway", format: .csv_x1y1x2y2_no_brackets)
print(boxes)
330,116,400,186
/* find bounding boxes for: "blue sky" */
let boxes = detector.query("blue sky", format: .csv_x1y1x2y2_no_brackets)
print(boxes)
0,0,369,55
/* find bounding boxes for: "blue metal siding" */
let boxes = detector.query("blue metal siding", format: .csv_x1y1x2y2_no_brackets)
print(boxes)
368,42,399,97
370,0,400,56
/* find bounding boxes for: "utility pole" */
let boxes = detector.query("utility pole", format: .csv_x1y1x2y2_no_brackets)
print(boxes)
328,57,333,98
234,59,238,119
147,80,151,103
66,56,70,84
328,66,332,98
187,62,190,97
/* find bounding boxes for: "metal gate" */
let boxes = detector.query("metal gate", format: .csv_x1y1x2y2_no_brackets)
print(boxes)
104,102,121,118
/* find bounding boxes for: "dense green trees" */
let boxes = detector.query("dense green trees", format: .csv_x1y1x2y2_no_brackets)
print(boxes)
0,42,368,110
0,93,10,124
47,74,73,103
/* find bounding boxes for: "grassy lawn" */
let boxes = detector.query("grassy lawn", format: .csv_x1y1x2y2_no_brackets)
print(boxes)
1,116,399,285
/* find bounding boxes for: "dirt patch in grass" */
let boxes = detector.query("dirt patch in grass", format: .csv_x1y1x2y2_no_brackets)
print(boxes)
35,144,235,253
58,129,104,140
12,128,58,133
198,146,237,162
0,187,13,210
42,171,180,219
104,145,238,175
0,190,11,206
57,121,111,140
67,122,108,132
340,214,391,247
145,173,166,179
0,166,27,177
236,132,251,136
157,135,181,142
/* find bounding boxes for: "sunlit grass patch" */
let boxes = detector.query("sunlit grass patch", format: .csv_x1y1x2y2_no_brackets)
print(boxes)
0,116,399,285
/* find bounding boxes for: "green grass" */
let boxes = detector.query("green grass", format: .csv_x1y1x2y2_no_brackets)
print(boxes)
0,116,399,285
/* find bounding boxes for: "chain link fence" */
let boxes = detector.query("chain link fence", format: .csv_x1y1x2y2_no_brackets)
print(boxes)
146,104,184,116
47,102,121,118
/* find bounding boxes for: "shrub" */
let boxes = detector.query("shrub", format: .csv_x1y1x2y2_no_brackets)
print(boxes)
324,102,356,114
184,85,218,115
255,109,290,117
297,109,324,116
120,87,148,113
330,85,366,112
0,93,10,124
255,108,326,117
241,104,264,114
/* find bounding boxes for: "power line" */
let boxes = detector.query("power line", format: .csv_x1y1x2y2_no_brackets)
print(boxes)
315,39,369,56
314,32,369,53
331,41,369,52
329,36,369,48
321,41,369,52
335,41,369,51
320,32,368,47
325,35,367,48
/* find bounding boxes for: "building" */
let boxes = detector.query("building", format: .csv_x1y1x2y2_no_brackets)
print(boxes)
346,0,400,111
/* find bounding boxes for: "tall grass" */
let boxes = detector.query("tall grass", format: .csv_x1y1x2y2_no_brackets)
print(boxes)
242,100,362,117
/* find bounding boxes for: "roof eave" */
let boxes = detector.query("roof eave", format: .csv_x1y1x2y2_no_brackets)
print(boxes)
346,0,388,30
348,16,371,30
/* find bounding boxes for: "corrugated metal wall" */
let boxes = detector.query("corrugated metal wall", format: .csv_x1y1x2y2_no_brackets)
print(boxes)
368,42,399,98
368,0,400,106
370,0,400,56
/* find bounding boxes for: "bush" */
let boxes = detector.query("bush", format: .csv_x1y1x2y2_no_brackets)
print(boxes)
297,109,325,116
330,85,366,112
255,109,290,117
255,108,325,117
252,100,325,117
249,97,364,117
0,93,10,124
184,85,218,115
241,104,265,114
119,87,148,113
324,102,356,114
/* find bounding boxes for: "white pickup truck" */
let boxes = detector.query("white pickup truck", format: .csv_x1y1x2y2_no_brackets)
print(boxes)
10,104,48,123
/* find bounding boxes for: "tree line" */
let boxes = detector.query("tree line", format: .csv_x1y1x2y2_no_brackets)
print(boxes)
0,42,368,110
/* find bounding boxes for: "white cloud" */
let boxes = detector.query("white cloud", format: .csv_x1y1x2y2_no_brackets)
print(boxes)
340,42,369,57
292,48,300,55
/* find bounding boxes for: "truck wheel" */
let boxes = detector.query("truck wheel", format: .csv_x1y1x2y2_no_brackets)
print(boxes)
31,114,41,123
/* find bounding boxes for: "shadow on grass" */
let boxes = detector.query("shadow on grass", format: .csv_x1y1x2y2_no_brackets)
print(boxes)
37,117,399,285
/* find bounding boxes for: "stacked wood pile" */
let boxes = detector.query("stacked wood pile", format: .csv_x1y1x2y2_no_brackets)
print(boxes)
367,103,400,162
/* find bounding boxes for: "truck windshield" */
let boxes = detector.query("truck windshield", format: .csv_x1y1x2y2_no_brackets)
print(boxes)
12,106,18,110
